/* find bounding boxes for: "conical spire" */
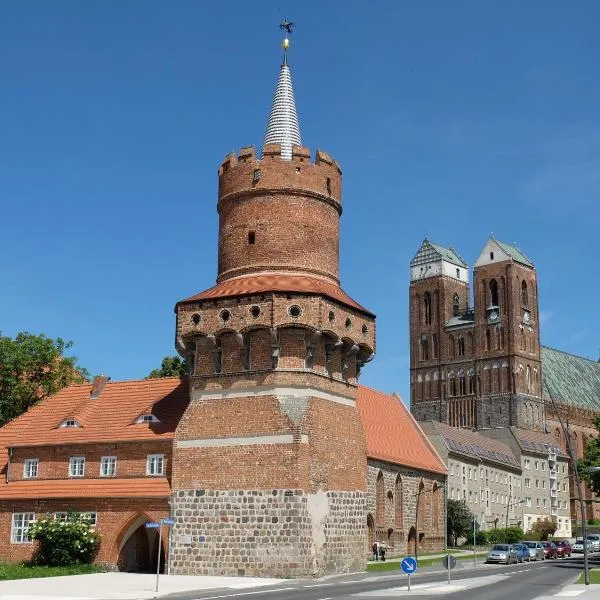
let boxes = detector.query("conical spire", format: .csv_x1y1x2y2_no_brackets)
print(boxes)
262,22,301,160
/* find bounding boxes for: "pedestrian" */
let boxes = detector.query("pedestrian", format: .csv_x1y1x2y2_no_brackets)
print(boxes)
379,543,387,562
372,541,379,561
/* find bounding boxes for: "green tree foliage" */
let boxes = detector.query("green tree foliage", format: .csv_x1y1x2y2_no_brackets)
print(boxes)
29,513,101,566
447,499,473,546
147,356,188,379
466,529,488,545
577,415,600,495
526,518,556,541
0,332,89,427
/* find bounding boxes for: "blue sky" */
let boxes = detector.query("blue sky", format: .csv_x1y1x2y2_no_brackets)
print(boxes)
1,1,599,403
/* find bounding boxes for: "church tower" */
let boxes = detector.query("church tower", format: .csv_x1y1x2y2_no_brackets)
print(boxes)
169,27,375,578
472,237,543,429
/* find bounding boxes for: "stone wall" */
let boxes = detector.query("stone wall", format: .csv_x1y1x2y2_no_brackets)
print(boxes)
169,488,366,578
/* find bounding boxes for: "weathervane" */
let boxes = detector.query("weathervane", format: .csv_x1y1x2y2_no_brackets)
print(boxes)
279,19,295,64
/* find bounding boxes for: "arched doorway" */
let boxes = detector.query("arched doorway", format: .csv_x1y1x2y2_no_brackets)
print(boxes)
117,516,166,573
408,526,417,555
367,514,374,553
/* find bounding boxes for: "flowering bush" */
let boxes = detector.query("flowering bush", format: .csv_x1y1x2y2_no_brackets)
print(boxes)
29,513,101,566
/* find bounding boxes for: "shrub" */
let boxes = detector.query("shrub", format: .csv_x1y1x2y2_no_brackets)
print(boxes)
466,530,488,545
29,513,100,566
487,527,524,544
529,518,556,541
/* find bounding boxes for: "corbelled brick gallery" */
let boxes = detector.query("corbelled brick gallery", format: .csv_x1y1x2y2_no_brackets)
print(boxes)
0,35,446,576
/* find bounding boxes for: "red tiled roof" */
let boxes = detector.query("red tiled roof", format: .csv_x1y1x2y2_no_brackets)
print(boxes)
177,273,374,316
0,377,189,449
356,385,447,475
0,478,170,499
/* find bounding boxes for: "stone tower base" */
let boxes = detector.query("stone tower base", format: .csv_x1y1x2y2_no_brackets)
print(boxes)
169,488,367,578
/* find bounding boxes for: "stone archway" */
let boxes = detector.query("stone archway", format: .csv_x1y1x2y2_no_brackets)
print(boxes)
116,515,166,573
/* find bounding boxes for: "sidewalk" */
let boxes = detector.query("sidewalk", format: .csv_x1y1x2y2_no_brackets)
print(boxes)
0,572,287,600
532,583,600,600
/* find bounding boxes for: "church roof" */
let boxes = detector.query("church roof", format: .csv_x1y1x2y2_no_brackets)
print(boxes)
410,239,468,268
262,62,301,160
177,273,374,316
427,421,520,469
493,239,534,268
356,386,447,475
541,345,600,412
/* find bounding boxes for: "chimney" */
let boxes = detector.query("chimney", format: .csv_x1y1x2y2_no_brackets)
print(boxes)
90,374,110,399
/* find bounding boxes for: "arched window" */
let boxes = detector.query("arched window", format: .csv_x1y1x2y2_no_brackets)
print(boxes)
522,280,529,307
490,279,499,307
457,337,465,357
213,338,223,374
424,372,431,399
526,365,531,393
501,276,507,314
395,475,403,528
499,327,505,349
452,293,460,316
468,368,476,394
376,472,385,525
432,333,438,358
467,331,474,354
424,292,432,325
420,336,429,361
448,335,455,359
417,481,425,529
485,329,491,352
448,370,456,396
520,328,525,350
432,483,440,531
458,369,466,395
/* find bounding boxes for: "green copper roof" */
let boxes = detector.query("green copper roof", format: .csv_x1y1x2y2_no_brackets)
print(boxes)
494,239,534,268
542,346,600,412
428,241,468,268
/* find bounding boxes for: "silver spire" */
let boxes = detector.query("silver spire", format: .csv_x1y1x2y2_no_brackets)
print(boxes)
262,21,301,160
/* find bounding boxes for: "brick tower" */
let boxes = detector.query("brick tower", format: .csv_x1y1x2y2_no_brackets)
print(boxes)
169,29,375,578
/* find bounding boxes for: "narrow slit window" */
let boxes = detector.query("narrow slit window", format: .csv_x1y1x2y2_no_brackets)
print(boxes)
248,231,256,245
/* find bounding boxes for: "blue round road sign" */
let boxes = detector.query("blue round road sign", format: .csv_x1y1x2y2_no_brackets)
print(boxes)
400,556,417,574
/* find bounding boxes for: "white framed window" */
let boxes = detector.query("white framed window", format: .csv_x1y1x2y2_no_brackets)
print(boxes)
23,459,39,479
536,498,540,507
59,418,81,428
542,480,546,489
136,414,160,424
524,459,530,469
542,462,546,471
69,456,85,477
534,461,539,470
525,497,532,507
146,454,164,476
82,511,97,526
543,499,547,508
524,478,531,487
100,456,117,477
11,512,35,543
54,512,68,521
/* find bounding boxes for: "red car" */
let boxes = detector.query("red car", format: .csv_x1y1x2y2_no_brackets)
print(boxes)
555,541,572,558
542,541,558,559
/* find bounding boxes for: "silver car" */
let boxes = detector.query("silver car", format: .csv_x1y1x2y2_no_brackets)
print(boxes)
586,534,600,552
522,541,545,561
485,544,520,564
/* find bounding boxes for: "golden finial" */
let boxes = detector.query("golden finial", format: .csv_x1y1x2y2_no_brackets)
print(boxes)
279,19,295,64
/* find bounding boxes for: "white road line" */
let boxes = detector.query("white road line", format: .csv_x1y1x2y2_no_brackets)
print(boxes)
199,587,297,599
303,583,334,588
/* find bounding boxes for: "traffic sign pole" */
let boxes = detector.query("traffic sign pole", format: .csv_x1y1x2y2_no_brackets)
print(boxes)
407,572,411,592
447,554,451,584
155,522,163,593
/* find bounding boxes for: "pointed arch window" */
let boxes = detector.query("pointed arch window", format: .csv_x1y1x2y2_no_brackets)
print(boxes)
457,337,465,357
448,370,456,396
420,336,429,361
489,279,499,308
452,293,460,317
376,472,385,525
394,475,403,527
485,329,491,352
522,280,529,307
448,335,455,359
458,369,466,395
432,333,438,359
526,365,531,393
468,368,476,394
432,483,440,531
424,293,432,325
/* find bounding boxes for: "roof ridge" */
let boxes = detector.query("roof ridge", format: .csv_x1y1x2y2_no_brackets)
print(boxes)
542,345,599,365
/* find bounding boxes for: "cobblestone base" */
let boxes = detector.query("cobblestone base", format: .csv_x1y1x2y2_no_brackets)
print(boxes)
168,489,367,578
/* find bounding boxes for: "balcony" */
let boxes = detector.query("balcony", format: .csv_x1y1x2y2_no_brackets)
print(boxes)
549,469,557,479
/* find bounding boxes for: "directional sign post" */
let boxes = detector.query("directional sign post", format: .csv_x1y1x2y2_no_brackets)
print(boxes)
400,556,417,591
442,554,457,584
155,518,176,593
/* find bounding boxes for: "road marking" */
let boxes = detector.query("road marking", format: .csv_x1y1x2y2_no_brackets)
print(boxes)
199,587,297,599
555,592,585,597
303,583,334,588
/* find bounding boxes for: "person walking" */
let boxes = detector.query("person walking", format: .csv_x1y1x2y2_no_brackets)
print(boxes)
372,541,379,561
379,543,387,562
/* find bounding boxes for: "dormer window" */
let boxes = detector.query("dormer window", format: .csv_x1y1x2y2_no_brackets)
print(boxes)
136,414,160,424
490,252,494,260
59,418,81,428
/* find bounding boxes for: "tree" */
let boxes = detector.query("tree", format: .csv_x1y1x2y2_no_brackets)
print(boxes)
447,499,473,546
577,415,600,495
147,355,188,379
0,332,89,427
527,518,556,541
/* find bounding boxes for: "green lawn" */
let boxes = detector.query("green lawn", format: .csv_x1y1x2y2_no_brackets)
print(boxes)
367,552,488,572
576,569,600,584
0,563,103,580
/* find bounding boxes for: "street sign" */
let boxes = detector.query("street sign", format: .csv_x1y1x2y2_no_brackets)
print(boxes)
162,518,175,526
442,554,457,569
400,556,417,574
144,522,160,528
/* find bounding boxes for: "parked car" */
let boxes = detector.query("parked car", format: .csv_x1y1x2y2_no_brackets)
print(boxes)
542,541,558,559
555,541,572,558
522,541,545,561
486,544,520,564
586,534,600,552
572,540,590,553
512,543,531,562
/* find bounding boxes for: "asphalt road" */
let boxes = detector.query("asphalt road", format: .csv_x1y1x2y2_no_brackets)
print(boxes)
157,554,600,600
